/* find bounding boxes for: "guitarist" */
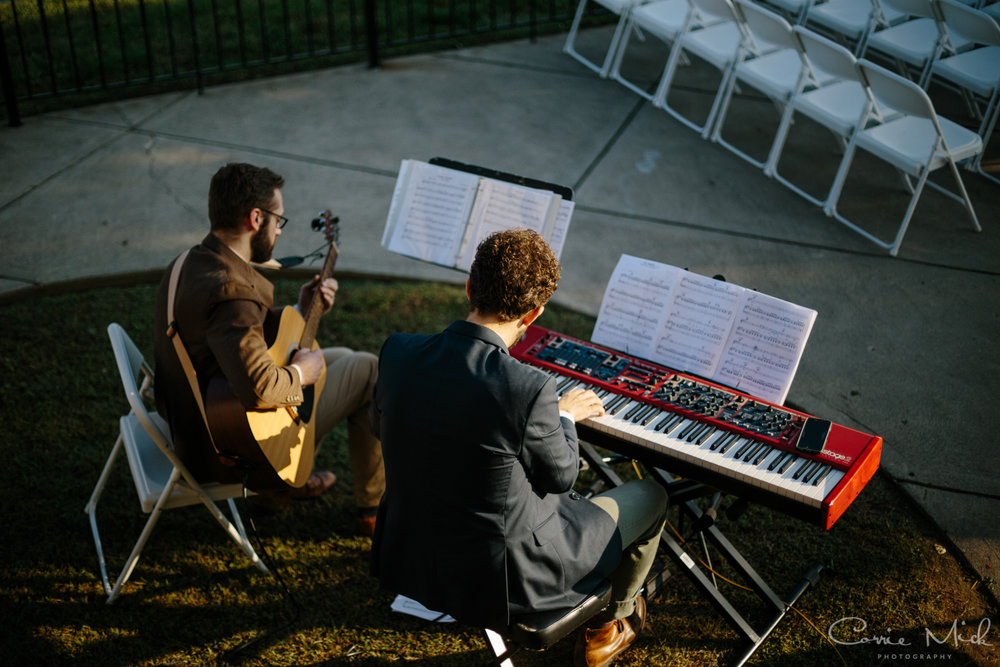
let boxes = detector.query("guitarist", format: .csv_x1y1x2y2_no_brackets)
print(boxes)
153,163,384,536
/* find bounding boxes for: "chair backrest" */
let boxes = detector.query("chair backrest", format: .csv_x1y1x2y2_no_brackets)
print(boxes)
690,0,740,23
107,323,174,454
765,0,814,18
858,59,936,119
736,0,800,50
596,0,639,13
794,24,862,80
938,0,1000,44
880,0,940,18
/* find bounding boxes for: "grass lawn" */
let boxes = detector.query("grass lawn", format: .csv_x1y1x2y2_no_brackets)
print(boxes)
0,277,996,666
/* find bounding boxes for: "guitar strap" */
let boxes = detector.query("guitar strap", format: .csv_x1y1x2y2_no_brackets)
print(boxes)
164,250,240,468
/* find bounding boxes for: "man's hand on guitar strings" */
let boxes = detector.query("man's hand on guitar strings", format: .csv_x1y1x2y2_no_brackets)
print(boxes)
298,276,338,317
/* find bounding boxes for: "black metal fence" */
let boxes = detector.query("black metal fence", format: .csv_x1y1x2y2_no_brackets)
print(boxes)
0,0,592,126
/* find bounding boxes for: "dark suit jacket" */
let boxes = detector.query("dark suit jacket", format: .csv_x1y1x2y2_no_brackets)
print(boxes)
153,233,304,486
370,320,621,631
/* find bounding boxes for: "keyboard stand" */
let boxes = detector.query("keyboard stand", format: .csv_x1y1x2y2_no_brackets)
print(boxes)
577,441,822,667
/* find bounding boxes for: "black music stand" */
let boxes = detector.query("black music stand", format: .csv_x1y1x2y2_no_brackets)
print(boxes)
427,157,574,200
576,438,822,667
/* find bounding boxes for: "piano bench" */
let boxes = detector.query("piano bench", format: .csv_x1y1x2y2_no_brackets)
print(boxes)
483,579,613,665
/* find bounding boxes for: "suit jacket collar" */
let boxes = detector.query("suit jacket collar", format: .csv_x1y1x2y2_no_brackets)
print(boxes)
199,232,274,306
202,232,245,264
446,319,510,354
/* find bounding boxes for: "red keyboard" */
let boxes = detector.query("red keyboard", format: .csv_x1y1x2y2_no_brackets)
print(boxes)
511,326,882,529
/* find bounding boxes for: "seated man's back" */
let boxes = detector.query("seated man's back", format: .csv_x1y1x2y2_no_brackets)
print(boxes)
370,229,668,667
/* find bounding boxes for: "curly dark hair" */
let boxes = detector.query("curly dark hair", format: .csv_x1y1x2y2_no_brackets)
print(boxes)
208,163,285,231
468,228,561,322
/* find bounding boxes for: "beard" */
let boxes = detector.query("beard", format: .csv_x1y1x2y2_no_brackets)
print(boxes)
250,226,275,263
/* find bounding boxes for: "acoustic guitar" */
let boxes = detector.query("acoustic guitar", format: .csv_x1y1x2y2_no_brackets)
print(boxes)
205,211,340,489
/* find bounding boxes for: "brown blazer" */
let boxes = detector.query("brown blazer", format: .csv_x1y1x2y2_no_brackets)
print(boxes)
153,233,303,486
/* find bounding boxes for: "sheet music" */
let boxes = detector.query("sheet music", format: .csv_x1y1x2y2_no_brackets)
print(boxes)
652,271,743,377
715,292,816,404
591,254,816,404
591,256,680,359
546,200,575,260
382,159,572,272
455,179,561,271
383,160,480,267
390,595,455,622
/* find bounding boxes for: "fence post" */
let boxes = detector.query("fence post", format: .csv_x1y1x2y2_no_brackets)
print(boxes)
364,0,379,68
187,0,204,94
529,0,537,42
0,16,22,127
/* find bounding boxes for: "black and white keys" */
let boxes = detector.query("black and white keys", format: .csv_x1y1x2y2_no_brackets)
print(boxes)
547,372,845,510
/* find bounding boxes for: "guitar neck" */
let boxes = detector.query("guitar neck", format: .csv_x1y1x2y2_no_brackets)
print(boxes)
300,242,339,349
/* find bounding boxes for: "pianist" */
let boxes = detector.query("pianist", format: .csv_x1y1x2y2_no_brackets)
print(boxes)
369,229,669,667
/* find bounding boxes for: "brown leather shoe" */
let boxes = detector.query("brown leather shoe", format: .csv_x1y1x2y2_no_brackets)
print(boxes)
574,617,637,667
289,471,337,499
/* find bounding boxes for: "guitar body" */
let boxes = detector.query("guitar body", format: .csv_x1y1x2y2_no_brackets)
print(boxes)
206,307,326,488
203,210,339,490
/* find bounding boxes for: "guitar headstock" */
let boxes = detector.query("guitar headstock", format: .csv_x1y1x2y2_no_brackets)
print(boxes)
311,210,340,246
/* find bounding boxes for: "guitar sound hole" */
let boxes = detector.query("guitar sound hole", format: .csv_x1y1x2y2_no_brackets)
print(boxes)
299,386,315,423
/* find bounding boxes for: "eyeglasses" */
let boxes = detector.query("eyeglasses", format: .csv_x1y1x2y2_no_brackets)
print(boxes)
260,208,289,229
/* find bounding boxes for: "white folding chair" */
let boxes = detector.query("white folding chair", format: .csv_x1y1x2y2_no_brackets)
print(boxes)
710,1,829,167
932,0,1000,183
805,0,909,54
863,0,972,87
766,26,881,206
825,59,983,255
650,0,750,136
565,0,650,77
85,322,267,604
608,0,702,100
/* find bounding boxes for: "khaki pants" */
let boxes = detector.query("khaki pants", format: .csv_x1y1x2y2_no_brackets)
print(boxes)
315,347,385,509
590,478,669,621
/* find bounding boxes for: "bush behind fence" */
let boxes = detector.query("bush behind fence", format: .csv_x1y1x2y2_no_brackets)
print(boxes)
0,0,592,123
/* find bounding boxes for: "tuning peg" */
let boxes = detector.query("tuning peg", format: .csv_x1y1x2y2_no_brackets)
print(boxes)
310,212,339,230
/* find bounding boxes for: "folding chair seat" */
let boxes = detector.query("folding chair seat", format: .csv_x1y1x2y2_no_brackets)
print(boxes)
85,322,268,603
710,1,837,167
932,0,1000,183
805,0,909,54
864,0,973,86
765,26,881,206
608,0,703,100
650,0,752,136
565,0,651,77
825,59,983,255
483,579,614,666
